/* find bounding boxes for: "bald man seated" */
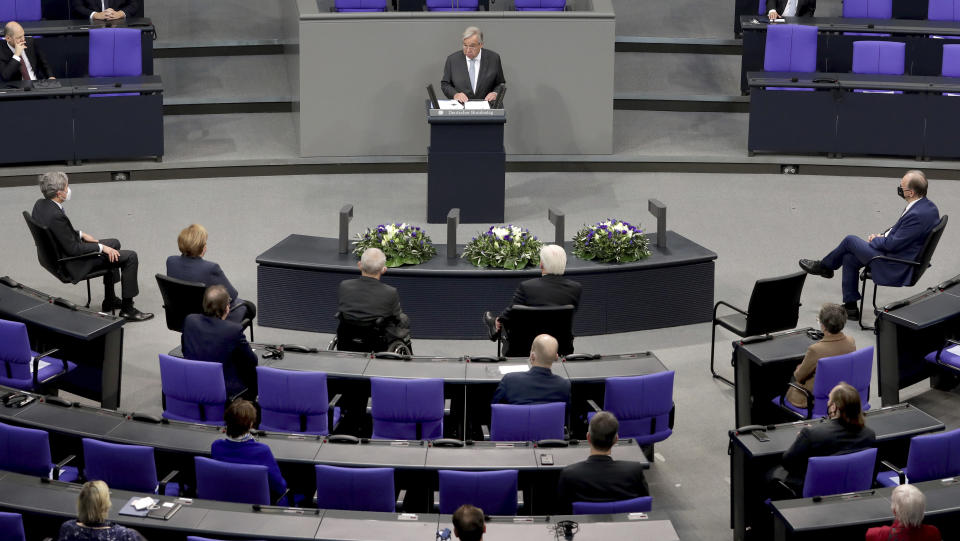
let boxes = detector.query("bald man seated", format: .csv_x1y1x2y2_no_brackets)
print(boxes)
491,334,571,407
0,22,53,82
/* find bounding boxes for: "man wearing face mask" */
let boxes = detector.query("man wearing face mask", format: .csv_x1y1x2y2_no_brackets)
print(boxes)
0,21,54,82
799,170,939,320
31,172,153,322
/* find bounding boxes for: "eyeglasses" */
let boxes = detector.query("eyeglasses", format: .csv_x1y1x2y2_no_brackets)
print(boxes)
462,43,481,50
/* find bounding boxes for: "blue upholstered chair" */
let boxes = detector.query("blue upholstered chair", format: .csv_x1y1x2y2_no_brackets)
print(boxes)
159,354,227,426
0,422,78,482
489,402,565,441
877,428,960,486
89,28,142,78
0,319,75,392
0,0,41,22
944,45,960,77
590,371,676,446
256,367,341,435
438,470,520,515
930,0,960,20
773,346,873,420
195,456,271,505
426,0,478,10
572,496,652,514
514,0,565,10
315,465,399,512
82,438,179,496
925,338,960,371
369,377,446,440
851,41,905,93
802,448,877,498
334,0,388,11
0,512,26,541
763,24,818,91
843,0,893,18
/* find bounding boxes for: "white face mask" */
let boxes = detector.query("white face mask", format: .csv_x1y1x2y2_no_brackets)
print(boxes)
64,186,71,201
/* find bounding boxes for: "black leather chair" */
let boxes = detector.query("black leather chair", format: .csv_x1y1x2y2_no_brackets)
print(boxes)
155,274,253,340
857,215,948,330
22,211,108,308
498,304,575,358
710,271,807,386
328,312,412,355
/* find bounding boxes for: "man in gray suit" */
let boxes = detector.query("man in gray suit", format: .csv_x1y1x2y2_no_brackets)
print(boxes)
337,248,410,342
440,26,505,105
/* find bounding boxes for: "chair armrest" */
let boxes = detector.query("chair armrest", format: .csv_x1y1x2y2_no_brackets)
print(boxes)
329,393,342,409
158,469,178,495
433,490,440,511
880,460,906,486
396,488,407,512
32,348,62,387
53,454,76,480
786,382,814,419
328,393,343,431
586,399,601,413
229,388,248,402
668,403,676,429
481,424,490,441
366,396,372,415
865,254,922,269
241,318,254,341
273,488,290,506
516,490,524,509
713,300,748,318
775,479,798,499
57,252,102,264
443,398,451,416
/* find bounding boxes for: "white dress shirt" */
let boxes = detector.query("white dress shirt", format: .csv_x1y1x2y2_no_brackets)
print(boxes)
783,0,799,16
465,49,481,94
6,42,36,80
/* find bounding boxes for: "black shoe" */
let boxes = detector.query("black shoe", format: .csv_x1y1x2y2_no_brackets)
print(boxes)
101,298,122,313
119,307,154,322
482,311,499,341
799,259,835,279
844,302,861,321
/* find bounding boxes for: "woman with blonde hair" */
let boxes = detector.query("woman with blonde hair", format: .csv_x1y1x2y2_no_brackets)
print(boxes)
57,480,144,540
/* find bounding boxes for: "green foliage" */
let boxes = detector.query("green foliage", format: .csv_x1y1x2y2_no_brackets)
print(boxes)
353,223,437,267
462,225,543,270
572,219,651,263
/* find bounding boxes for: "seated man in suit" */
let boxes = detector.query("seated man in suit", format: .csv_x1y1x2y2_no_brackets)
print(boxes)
167,223,256,324
1,22,54,82
452,504,485,541
338,247,411,344
31,172,152,321
766,0,815,20
72,0,140,20
483,244,582,340
556,411,649,513
492,334,570,407
767,382,876,497
799,170,940,320
441,26,505,105
182,285,258,399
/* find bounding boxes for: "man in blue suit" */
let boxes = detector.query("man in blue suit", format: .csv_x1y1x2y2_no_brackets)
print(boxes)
492,334,570,408
182,285,258,399
800,170,940,319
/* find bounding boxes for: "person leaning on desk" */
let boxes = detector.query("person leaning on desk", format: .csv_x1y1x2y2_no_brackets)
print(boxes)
0,22,54,82
784,303,856,410
441,26,505,106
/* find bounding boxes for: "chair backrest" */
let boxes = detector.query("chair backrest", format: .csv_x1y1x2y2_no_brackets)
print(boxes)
0,0,41,22
503,304,575,357
603,371,676,445
194,456,270,505
89,28,142,77
811,347,874,417
22,211,70,283
490,402,565,441
843,0,893,18
336,314,389,353
158,354,227,425
82,438,159,493
0,319,34,383
852,41,905,75
155,274,207,333
906,215,948,286
514,0,565,10
904,428,960,483
0,422,52,477
0,512,26,541
370,377,444,439
315,465,396,512
571,496,653,515
425,0,479,10
763,24,819,73
943,45,960,77
803,447,878,497
741,271,807,336
930,0,960,20
334,0,388,11
257,367,331,435
438,470,518,515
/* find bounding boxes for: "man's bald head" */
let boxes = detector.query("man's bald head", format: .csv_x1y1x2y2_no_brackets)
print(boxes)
4,22,24,46
530,334,559,367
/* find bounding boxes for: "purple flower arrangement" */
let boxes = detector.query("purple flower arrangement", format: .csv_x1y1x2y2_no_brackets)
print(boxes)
352,223,437,267
572,219,651,263
462,224,543,270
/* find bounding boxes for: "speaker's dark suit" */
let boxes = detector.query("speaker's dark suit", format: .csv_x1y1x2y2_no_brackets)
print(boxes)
557,455,649,513
182,313,258,398
769,418,876,494
72,0,141,18
166,255,254,323
499,275,582,322
31,198,140,300
0,39,52,82
337,276,410,340
766,0,816,16
492,366,570,406
440,49,505,101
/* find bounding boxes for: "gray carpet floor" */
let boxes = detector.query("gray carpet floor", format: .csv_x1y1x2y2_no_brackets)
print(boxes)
3,171,960,540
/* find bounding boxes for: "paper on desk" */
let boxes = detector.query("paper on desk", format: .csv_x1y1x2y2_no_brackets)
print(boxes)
28,359,51,373
946,344,960,357
498,365,528,375
438,100,463,110
464,101,490,110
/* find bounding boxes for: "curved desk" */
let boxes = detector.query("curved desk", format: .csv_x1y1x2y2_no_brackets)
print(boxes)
256,233,717,339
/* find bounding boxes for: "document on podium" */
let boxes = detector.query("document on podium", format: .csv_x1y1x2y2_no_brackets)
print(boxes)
438,100,491,110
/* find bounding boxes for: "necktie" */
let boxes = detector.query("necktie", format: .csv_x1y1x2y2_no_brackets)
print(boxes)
19,56,30,81
783,0,798,16
469,58,477,94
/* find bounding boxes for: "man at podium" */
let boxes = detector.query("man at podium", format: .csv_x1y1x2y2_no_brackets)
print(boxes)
441,26,505,105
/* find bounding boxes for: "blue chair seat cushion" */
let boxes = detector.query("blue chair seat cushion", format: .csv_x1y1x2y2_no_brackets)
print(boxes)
925,348,960,370
876,469,905,487
56,465,79,483
0,355,75,390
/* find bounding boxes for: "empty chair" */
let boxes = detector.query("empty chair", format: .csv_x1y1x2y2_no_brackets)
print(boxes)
334,0,388,10
709,271,806,385
499,304,575,357
158,353,228,425
23,211,109,308
843,0,893,18
763,24,818,91
877,428,960,486
370,377,445,440
514,0,565,10
438,470,519,515
0,0,41,22
0,512,26,541
82,438,178,496
315,465,397,512
943,45,960,78
256,367,341,435
489,402,565,441
925,338,960,372
572,496,653,515
591,371,676,447
803,448,878,498
774,346,873,419
0,319,75,392
156,274,253,339
194,456,270,505
929,0,960,20
852,40,905,94
426,0,478,10
0,422,77,482
89,28,142,78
